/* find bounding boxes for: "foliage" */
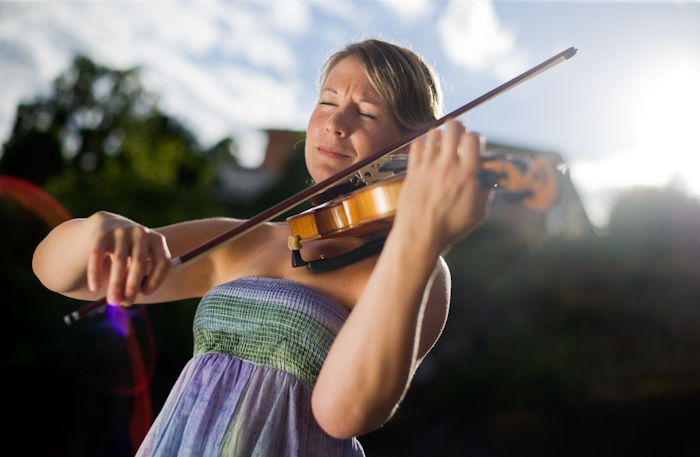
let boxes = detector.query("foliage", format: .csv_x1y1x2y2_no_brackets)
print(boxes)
0,55,222,225
608,185,700,256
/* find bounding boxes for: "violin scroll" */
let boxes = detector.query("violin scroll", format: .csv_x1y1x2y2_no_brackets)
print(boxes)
479,156,559,211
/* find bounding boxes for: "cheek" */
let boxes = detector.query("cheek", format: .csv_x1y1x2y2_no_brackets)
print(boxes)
303,137,322,182
304,139,312,165
304,116,317,157
361,131,400,160
307,110,323,136
355,138,375,160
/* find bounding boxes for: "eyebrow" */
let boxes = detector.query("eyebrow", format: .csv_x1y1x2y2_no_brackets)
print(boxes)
320,87,384,108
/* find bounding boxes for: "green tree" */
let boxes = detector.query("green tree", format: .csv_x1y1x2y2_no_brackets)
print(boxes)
0,55,221,226
608,185,700,257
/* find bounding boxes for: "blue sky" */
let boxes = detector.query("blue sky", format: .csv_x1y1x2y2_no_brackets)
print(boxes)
1,0,699,226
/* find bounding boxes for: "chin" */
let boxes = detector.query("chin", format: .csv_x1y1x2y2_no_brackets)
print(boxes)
309,163,339,183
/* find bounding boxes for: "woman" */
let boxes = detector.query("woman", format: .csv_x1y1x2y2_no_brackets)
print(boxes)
33,39,490,456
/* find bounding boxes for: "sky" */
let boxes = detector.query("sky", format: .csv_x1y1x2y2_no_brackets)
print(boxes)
1,0,699,226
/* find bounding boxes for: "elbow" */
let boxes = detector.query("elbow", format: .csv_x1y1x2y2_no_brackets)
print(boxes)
311,394,366,439
32,241,53,291
32,247,63,293
32,234,80,295
311,387,395,440
31,218,87,295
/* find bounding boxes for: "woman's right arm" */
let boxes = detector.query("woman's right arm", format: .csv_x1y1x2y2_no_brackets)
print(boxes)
32,211,242,306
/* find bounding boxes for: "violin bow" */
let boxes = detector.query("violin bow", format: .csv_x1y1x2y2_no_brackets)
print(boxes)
64,46,577,324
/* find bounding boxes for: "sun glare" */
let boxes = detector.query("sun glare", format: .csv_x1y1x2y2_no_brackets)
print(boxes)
570,59,700,226
636,65,700,155
630,62,700,191
573,63,700,189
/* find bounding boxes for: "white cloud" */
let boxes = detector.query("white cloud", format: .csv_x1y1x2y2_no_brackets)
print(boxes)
269,0,313,35
436,0,527,80
375,0,435,20
306,0,364,21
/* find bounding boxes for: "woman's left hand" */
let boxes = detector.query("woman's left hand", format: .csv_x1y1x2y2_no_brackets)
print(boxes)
394,120,491,255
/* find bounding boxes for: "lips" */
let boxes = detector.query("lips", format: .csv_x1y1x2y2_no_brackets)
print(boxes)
317,145,351,159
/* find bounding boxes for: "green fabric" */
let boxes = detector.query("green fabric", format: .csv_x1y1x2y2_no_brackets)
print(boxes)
193,285,341,389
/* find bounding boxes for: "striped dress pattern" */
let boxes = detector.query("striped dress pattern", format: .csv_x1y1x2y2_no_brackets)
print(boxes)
136,276,365,457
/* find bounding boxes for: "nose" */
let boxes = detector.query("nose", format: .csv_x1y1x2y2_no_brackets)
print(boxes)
325,109,349,137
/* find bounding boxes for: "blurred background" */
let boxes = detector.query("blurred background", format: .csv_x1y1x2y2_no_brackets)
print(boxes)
2,1,700,455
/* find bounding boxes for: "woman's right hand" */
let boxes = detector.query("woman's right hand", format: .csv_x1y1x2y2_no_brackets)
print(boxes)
86,211,172,307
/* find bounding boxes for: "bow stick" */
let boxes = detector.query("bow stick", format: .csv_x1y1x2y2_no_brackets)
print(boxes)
64,46,577,325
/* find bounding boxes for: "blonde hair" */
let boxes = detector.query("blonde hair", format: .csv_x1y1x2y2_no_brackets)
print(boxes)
321,39,442,133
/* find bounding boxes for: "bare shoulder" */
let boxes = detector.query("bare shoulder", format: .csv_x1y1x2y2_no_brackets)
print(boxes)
208,221,288,285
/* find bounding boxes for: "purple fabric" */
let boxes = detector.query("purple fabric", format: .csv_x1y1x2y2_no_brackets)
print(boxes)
136,354,253,456
219,365,364,456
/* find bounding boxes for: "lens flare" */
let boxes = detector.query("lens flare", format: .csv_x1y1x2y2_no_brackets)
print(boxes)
0,176,72,228
106,304,130,337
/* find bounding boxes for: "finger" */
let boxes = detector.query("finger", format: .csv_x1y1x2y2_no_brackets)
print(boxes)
123,229,149,304
425,129,442,154
440,121,465,164
408,137,427,168
142,235,171,295
459,131,482,173
471,131,486,157
87,234,109,292
460,132,492,214
107,229,129,306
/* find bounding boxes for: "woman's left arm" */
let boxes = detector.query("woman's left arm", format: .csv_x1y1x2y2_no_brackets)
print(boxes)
312,121,490,439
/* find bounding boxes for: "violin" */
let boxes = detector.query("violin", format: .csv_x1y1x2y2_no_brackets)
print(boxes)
283,152,560,274
286,154,559,245
64,47,577,324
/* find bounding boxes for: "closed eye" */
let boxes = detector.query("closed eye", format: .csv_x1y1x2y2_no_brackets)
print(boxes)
359,111,377,120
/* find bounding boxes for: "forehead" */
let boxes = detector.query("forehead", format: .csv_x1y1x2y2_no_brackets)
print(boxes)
322,57,383,103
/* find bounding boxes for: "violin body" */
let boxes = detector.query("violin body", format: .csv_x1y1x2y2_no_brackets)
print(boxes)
287,176,402,243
